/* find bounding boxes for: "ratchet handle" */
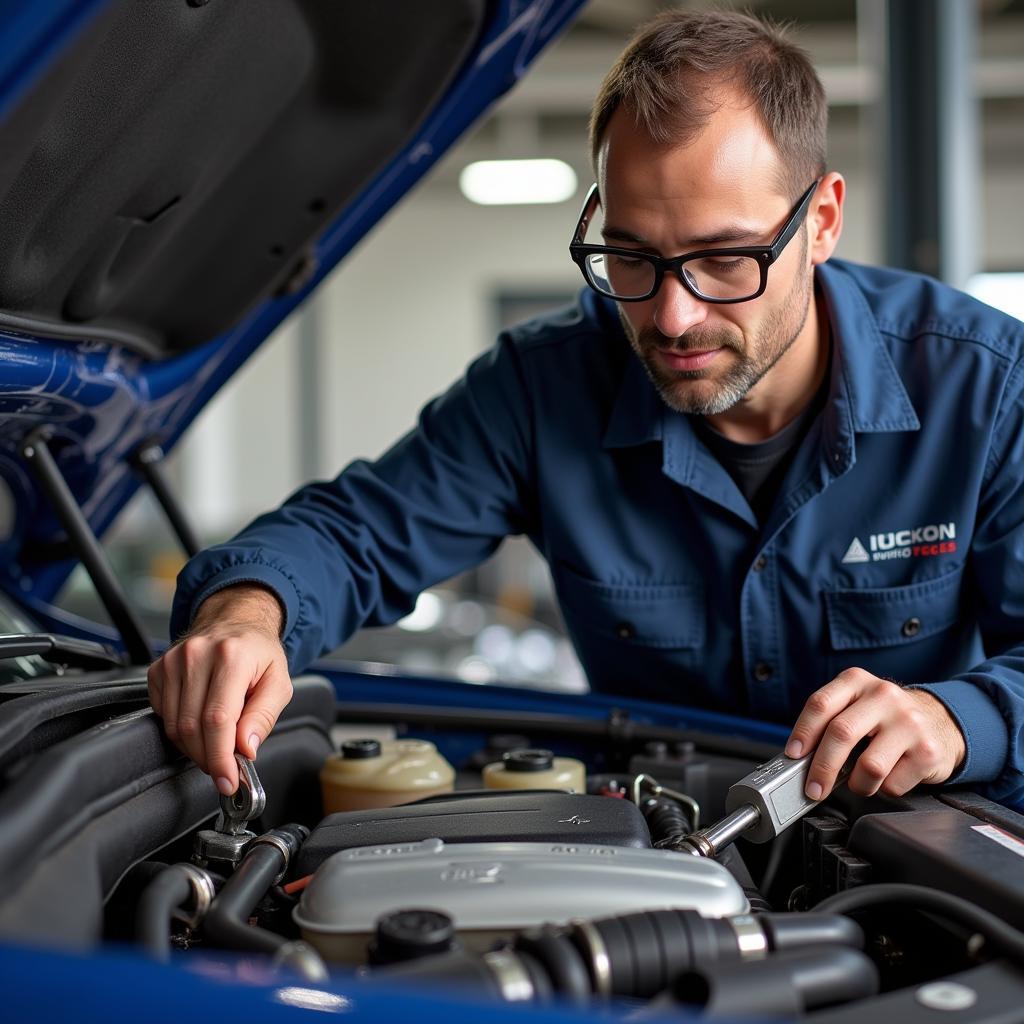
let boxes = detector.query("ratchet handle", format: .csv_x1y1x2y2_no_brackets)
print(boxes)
724,744,863,845
724,753,817,843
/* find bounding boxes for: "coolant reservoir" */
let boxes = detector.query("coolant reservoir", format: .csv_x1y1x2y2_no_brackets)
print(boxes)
320,738,455,813
482,747,585,792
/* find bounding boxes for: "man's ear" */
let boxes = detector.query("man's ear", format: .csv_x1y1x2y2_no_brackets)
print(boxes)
809,172,845,265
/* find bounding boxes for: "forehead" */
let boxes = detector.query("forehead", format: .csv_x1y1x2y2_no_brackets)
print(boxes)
597,88,788,224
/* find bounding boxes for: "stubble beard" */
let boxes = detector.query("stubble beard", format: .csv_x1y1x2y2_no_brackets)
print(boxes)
619,262,814,417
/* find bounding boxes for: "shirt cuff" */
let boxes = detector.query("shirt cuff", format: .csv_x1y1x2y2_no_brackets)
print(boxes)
170,557,301,646
908,680,1009,785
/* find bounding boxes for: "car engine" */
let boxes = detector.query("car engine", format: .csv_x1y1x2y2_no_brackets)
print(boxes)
2,672,1024,1021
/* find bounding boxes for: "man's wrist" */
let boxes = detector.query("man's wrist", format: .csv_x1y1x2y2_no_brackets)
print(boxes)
907,687,967,779
190,583,286,640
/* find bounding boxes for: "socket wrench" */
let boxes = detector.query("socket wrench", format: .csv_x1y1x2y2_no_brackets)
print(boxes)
667,746,860,857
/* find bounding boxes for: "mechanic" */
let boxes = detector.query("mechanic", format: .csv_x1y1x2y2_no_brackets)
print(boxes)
148,10,1024,808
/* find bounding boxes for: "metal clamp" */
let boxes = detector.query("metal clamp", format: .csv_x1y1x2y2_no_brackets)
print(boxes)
169,863,217,929
482,950,536,1003
631,772,701,830
728,914,769,960
570,918,612,998
254,828,306,885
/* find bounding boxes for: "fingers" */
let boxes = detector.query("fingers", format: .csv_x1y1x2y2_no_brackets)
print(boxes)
236,658,293,761
847,730,906,796
203,644,252,793
878,752,920,797
155,645,183,752
147,660,164,718
804,696,882,800
145,631,290,793
786,669,865,761
788,672,966,802
175,642,211,776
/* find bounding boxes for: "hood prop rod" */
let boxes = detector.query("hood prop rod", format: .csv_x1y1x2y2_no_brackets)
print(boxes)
22,428,153,666
132,440,201,558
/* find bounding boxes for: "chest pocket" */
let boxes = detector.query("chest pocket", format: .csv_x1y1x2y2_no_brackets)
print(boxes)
824,567,964,650
554,565,705,649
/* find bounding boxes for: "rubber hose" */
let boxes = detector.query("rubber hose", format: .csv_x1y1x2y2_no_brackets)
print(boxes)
761,912,864,951
376,948,552,1003
675,946,878,1016
513,924,592,1005
814,882,1024,966
642,797,691,842
203,824,307,955
569,909,741,998
136,865,193,962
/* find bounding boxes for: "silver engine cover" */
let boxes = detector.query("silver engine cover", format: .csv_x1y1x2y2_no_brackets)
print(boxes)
294,838,749,962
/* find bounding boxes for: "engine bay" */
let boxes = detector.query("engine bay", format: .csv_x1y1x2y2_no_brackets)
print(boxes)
2,671,1024,1020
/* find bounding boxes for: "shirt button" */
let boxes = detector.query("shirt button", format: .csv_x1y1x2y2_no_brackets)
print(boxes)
753,555,768,573
616,621,635,640
901,617,922,638
754,662,773,682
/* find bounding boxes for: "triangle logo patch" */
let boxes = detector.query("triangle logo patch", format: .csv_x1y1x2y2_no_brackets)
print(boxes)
841,537,870,564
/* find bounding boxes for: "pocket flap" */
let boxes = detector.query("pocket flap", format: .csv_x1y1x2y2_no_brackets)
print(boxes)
555,566,705,649
824,569,963,650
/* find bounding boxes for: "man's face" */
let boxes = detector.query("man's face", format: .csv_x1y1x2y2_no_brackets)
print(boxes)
597,90,816,417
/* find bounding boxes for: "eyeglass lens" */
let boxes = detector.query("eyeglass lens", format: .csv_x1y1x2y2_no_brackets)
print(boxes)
584,251,762,301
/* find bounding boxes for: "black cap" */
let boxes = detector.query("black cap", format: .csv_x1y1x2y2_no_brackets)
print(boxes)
503,748,555,773
369,909,458,964
341,738,382,759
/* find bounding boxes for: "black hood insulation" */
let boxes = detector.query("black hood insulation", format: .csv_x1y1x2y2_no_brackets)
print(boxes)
0,0,485,356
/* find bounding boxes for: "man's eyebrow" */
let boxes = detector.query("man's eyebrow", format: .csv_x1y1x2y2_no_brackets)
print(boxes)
602,224,763,249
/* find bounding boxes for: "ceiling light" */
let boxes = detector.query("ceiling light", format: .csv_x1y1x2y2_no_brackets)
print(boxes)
459,159,577,205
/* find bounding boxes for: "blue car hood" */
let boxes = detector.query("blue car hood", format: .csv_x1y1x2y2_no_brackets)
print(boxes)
0,0,585,626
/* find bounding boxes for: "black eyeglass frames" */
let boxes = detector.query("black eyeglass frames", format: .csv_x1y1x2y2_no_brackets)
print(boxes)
568,179,820,304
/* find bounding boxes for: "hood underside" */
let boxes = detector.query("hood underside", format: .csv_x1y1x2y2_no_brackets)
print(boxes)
0,0,584,629
0,0,484,357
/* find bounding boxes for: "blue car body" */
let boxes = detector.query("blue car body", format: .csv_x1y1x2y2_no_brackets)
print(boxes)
1,4,1022,1021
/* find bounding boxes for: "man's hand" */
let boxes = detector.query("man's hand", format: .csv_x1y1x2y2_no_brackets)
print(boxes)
147,585,292,795
785,669,966,800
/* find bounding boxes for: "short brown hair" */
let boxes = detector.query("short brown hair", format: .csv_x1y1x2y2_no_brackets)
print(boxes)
589,9,827,197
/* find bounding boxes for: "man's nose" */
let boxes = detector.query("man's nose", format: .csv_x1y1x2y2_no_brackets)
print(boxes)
652,273,709,338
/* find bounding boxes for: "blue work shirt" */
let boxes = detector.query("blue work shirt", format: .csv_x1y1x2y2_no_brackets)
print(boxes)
172,259,1024,805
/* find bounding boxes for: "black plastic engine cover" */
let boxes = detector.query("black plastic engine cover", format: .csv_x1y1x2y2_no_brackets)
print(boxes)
295,791,652,876
849,803,1024,930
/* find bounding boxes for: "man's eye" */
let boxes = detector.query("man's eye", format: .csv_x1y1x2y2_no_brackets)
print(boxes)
609,254,647,269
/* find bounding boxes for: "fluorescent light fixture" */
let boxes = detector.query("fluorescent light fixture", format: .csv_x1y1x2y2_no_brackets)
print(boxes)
459,159,577,205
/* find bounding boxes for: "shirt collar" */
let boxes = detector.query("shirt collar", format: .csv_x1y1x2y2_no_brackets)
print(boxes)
817,259,919,434
601,259,920,454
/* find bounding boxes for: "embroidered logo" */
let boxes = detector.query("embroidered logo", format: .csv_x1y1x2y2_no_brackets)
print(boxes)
841,537,870,564
843,522,957,563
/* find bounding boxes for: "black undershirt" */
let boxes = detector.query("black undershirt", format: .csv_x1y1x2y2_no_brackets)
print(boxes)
692,353,831,523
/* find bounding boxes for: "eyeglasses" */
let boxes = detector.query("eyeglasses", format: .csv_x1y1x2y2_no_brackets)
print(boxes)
568,180,819,304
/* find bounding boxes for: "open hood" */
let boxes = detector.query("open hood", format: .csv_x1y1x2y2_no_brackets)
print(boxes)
0,0,584,631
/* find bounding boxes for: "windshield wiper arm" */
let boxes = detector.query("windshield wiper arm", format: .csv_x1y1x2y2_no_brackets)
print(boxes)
0,633,126,670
